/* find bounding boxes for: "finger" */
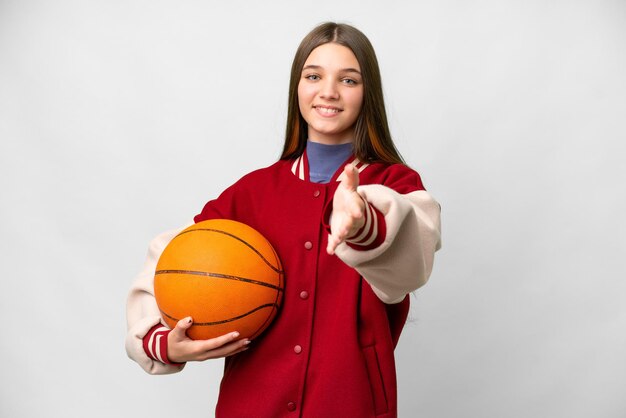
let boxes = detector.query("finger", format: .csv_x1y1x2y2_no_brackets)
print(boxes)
200,338,251,360
198,331,241,351
341,165,359,192
326,234,340,255
326,239,335,255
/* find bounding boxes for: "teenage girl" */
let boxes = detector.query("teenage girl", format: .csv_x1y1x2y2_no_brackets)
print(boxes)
126,22,441,418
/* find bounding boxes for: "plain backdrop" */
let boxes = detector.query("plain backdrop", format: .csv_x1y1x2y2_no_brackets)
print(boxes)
1,1,625,417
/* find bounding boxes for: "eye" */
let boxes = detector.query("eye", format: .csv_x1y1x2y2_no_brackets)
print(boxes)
304,74,320,81
342,78,358,85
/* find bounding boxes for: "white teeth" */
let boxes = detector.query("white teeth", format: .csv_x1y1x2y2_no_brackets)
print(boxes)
317,107,339,114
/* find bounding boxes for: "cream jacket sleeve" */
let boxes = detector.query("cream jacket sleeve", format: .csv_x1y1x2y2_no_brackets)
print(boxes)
335,185,442,304
125,224,191,374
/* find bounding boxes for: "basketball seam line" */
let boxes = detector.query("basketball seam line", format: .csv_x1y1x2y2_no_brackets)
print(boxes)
175,228,283,274
154,269,284,292
250,253,284,339
160,303,278,326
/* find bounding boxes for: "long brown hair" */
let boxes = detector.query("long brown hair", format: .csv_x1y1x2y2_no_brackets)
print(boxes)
281,22,404,164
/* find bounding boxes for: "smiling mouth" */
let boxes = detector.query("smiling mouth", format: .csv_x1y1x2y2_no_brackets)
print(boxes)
314,105,342,114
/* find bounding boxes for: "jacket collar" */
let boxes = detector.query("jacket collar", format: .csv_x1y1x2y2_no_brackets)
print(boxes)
290,150,370,182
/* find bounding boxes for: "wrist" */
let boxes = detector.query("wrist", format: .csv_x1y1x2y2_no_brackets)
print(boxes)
143,325,183,365
344,200,386,250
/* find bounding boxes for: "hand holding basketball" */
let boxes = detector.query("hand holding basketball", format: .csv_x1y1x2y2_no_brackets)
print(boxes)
327,165,365,255
167,317,251,363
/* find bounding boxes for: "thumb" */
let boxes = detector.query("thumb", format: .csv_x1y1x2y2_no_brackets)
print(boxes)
341,164,359,191
172,316,193,338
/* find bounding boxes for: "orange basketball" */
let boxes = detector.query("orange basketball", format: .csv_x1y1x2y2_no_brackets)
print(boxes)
154,219,284,340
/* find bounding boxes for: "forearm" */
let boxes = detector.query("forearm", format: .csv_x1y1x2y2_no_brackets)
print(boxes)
125,224,190,374
334,185,441,304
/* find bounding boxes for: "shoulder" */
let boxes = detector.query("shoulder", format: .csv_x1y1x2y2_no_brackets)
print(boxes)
234,159,292,187
361,162,426,194
231,160,293,187
194,159,290,222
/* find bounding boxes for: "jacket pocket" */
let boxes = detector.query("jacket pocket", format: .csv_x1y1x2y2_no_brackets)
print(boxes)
362,344,389,415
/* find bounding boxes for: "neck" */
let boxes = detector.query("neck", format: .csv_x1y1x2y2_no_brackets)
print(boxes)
307,131,354,145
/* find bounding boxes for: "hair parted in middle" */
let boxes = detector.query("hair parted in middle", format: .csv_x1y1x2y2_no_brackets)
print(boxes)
281,22,404,165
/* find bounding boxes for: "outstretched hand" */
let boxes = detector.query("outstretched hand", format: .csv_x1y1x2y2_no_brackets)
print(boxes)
167,317,250,363
327,165,366,255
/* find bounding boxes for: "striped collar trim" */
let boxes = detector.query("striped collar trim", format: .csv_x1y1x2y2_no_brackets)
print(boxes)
290,154,370,182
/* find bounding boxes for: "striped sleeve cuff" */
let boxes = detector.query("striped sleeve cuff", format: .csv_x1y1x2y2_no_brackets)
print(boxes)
323,198,387,251
142,325,180,365
345,201,386,251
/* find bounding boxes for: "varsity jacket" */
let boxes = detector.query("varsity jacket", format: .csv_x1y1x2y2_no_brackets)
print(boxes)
126,153,441,417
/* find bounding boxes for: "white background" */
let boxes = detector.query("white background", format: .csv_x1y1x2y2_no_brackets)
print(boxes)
1,1,625,417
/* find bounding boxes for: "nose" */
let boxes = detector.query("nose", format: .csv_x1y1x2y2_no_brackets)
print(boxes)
319,79,339,100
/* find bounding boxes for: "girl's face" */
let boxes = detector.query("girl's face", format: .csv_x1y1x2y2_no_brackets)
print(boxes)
298,43,364,145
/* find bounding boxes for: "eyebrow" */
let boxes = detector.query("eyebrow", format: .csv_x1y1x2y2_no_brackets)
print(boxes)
302,64,362,74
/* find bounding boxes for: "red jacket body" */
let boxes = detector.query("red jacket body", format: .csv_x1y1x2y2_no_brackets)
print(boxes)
194,157,420,417
125,154,442,418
